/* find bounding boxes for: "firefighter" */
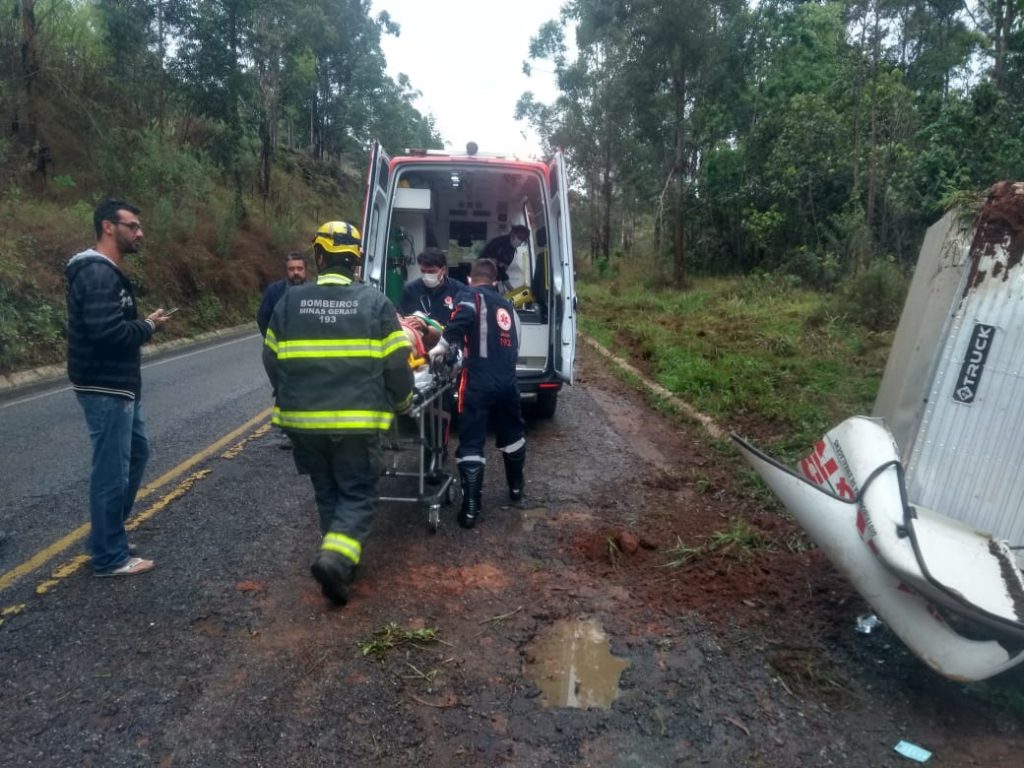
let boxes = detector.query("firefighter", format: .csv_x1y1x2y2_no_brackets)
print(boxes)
429,258,525,528
263,221,413,605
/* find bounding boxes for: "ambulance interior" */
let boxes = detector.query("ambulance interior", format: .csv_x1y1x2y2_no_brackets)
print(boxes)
385,166,551,329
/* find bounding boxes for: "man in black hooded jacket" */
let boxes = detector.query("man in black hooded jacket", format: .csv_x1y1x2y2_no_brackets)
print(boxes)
66,198,172,577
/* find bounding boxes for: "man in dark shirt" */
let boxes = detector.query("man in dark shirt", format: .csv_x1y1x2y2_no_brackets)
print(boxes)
399,247,465,326
480,225,529,285
256,252,308,336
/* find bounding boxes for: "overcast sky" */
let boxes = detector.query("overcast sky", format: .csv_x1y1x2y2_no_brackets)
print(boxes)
372,0,566,158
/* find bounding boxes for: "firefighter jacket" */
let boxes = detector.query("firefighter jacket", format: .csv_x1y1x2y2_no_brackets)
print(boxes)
443,284,520,393
263,270,414,432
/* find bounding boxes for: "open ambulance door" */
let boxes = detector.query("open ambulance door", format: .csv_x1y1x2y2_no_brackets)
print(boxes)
360,141,391,289
548,150,577,384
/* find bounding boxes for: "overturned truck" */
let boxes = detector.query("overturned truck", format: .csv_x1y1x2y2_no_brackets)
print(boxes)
734,182,1024,682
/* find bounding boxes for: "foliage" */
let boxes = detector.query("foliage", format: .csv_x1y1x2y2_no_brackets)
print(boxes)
658,518,772,569
358,622,441,659
578,267,888,459
522,0,1024,281
835,260,910,332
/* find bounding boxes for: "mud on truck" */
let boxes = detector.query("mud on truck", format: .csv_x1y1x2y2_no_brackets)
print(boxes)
360,142,577,418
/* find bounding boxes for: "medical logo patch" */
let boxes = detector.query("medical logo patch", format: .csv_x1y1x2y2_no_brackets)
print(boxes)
496,308,512,331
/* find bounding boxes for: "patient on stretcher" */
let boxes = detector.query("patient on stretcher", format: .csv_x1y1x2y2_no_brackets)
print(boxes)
400,311,443,370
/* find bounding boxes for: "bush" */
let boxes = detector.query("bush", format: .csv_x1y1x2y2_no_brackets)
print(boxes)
775,247,842,290
835,260,909,331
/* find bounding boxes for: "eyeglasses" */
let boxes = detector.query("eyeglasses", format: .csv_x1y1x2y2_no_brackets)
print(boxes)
114,220,142,232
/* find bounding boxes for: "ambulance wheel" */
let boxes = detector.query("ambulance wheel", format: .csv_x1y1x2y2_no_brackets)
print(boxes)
534,391,558,419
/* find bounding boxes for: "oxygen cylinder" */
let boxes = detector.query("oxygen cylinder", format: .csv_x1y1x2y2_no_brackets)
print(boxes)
386,229,406,304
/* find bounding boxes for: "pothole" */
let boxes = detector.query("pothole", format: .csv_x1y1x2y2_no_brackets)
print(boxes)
525,617,630,709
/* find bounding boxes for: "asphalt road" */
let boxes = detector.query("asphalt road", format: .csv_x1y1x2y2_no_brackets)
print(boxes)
0,330,272,585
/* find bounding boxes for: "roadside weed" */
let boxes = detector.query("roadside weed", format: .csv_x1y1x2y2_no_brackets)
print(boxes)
659,518,773,569
358,622,441,658
692,471,715,495
659,537,701,569
706,518,773,560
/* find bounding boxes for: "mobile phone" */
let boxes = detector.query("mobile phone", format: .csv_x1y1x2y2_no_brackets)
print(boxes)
163,307,180,316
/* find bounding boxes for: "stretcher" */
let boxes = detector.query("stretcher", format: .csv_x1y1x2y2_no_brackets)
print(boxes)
379,367,459,533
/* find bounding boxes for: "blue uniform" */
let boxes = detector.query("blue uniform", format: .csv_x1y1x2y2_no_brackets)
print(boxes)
399,277,466,326
443,284,524,463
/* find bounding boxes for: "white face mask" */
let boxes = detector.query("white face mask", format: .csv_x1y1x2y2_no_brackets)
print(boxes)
421,272,442,289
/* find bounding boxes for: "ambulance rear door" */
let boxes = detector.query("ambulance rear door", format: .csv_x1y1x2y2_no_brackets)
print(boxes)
360,141,392,288
548,150,576,383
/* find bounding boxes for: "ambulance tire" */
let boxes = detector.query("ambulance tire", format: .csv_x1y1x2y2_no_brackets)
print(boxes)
533,390,558,419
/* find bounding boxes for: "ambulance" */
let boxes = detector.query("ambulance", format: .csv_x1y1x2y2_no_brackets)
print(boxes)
360,142,577,417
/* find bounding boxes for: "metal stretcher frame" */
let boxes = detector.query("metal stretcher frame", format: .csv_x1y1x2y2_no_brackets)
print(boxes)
379,374,458,533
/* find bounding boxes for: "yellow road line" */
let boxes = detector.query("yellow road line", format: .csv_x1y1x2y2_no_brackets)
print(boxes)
34,470,212,594
0,407,272,593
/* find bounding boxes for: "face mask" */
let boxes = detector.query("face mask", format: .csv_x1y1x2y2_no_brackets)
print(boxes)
422,272,442,288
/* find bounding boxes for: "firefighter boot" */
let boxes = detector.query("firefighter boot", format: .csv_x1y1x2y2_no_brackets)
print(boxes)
310,550,354,606
503,445,526,502
458,461,485,529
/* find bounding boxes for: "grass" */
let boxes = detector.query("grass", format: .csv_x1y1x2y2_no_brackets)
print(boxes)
659,537,702,569
357,622,443,659
578,266,891,462
659,518,773,569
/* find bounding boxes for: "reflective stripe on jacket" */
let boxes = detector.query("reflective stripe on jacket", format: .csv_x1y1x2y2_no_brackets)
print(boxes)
444,284,520,393
263,271,414,433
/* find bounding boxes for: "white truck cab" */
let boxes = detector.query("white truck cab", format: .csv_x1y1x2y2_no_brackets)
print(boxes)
360,142,577,417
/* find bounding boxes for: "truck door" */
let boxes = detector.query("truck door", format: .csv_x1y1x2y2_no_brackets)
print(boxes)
360,141,391,288
548,150,576,384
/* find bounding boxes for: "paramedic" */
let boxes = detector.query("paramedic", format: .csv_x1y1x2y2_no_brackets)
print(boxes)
480,225,529,285
429,258,525,529
399,247,465,326
263,221,413,605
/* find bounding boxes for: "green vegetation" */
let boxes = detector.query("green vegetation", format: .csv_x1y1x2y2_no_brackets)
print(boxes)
579,261,896,460
358,622,442,659
0,0,440,374
521,0,1024,289
660,518,774,569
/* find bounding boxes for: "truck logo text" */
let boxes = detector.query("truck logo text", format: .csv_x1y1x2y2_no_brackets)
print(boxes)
953,323,996,404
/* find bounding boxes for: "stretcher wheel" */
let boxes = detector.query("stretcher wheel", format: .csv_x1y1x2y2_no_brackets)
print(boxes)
443,479,459,506
427,505,440,534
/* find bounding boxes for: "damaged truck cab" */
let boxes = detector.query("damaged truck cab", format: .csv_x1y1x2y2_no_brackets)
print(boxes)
360,142,577,417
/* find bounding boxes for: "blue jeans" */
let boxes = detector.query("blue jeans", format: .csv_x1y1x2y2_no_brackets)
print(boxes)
76,393,150,572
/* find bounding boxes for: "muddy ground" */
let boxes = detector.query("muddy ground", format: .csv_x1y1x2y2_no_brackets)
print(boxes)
2,341,1022,767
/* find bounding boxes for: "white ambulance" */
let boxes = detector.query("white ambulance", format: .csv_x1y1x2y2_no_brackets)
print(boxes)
360,142,577,417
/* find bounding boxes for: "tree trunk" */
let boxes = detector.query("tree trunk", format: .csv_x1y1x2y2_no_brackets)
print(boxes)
671,67,688,289
17,0,39,142
600,133,612,261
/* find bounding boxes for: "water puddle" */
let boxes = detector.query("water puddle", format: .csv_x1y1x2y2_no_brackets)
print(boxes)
526,617,630,708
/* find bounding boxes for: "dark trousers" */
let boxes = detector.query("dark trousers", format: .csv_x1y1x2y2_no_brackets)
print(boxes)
456,385,524,463
289,432,382,558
